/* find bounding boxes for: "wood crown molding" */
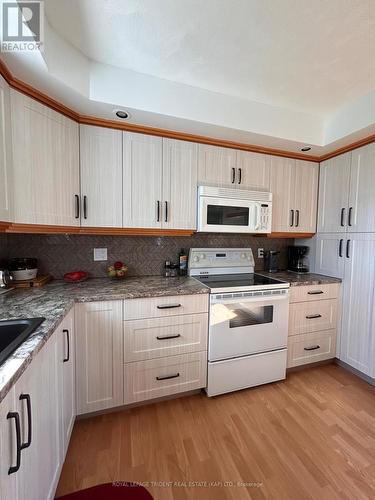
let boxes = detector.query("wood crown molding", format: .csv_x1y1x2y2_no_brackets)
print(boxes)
2,59,374,163
265,232,314,239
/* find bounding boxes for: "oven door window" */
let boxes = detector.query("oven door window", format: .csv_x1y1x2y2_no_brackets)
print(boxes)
229,304,273,328
207,205,249,226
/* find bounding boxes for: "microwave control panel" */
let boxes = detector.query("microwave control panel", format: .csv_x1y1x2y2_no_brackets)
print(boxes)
259,203,272,232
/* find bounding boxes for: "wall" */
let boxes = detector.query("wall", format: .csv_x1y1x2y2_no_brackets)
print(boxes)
3,234,292,278
0,234,7,262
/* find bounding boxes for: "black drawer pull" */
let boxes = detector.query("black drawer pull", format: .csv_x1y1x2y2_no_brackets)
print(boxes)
156,373,180,381
74,194,80,219
83,195,87,219
156,201,160,222
63,329,70,362
7,412,21,474
304,345,321,351
238,168,242,184
165,201,168,223
295,209,300,227
340,207,345,226
19,394,32,449
156,334,181,340
339,238,343,258
346,239,351,259
348,207,353,226
157,304,181,310
306,314,322,319
290,209,294,227
231,167,235,183
307,290,323,295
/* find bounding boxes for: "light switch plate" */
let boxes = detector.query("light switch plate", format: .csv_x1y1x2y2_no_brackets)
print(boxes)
94,248,108,261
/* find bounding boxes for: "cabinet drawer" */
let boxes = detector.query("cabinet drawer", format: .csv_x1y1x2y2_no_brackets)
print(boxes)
124,313,208,361
289,283,339,303
289,299,337,336
287,330,336,368
124,294,208,320
124,351,207,404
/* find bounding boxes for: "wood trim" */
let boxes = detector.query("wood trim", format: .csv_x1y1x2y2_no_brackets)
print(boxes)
2,222,194,236
264,232,315,239
319,133,375,161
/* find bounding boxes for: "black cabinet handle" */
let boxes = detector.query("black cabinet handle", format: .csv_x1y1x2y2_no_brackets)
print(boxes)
304,345,320,351
165,201,168,223
307,290,323,295
295,209,300,227
156,334,181,340
339,239,343,258
348,207,353,226
306,314,322,319
290,210,294,227
156,201,160,222
19,394,32,449
83,195,87,219
231,167,235,183
346,239,351,258
63,329,70,363
7,412,21,474
156,373,180,381
157,304,181,309
340,208,345,227
74,195,80,219
238,168,242,184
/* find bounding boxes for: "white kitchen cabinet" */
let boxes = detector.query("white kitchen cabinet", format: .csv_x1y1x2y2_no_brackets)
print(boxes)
198,144,237,186
317,153,351,233
75,301,123,415
269,156,318,233
236,150,270,190
80,125,122,227
340,233,375,376
0,75,13,222
314,233,345,278
11,90,80,226
60,308,75,458
162,139,198,229
123,132,163,228
0,387,17,500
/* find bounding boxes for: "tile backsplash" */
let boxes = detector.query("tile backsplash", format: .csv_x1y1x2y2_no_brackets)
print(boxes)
3,233,293,278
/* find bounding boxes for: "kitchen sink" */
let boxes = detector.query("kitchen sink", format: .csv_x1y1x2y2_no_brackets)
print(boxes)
0,318,45,365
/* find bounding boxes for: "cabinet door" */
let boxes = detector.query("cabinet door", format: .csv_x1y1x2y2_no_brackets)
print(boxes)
340,234,375,375
80,125,122,227
314,234,345,279
269,156,296,232
60,308,75,458
162,139,198,229
0,75,12,222
197,144,237,186
75,301,123,415
317,153,351,233
236,151,270,190
294,161,319,233
123,132,162,228
0,387,17,500
11,90,80,226
348,143,375,233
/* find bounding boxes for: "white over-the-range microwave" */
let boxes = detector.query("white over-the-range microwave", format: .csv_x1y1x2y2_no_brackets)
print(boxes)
197,186,272,234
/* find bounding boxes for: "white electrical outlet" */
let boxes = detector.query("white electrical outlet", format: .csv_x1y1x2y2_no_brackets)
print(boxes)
94,248,108,261
257,248,264,258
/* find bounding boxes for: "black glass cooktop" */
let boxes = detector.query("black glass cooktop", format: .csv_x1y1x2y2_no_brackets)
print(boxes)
194,273,286,289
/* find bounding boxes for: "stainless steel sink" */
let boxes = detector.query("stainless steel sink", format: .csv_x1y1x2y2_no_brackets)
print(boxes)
0,318,45,365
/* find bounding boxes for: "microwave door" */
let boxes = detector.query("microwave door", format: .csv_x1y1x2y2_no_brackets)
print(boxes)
199,197,252,233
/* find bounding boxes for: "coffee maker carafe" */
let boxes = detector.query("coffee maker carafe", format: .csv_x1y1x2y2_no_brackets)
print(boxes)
288,246,309,273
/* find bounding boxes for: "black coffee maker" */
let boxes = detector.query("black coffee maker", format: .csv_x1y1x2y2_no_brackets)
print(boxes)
288,246,309,273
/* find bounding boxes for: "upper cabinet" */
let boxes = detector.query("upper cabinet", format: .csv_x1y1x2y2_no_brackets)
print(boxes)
318,144,375,234
198,144,270,190
80,125,122,227
11,90,80,226
269,157,318,233
0,76,13,222
123,133,198,230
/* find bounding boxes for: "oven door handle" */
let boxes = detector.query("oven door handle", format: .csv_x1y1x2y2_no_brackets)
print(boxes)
211,293,289,305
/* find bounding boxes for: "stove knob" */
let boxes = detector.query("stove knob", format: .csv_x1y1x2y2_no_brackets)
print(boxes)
193,256,199,262
241,253,246,259
200,254,205,259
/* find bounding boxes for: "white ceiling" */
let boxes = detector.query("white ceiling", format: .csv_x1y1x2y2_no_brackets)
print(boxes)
45,0,375,116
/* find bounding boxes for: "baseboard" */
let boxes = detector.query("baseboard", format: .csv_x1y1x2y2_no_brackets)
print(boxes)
286,358,335,373
334,358,375,387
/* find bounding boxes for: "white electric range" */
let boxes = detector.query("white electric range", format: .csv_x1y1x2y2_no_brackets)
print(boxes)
188,248,290,396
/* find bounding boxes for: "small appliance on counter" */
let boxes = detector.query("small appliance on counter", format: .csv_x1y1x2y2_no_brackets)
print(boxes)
263,250,280,273
8,258,38,281
0,264,14,292
288,245,309,273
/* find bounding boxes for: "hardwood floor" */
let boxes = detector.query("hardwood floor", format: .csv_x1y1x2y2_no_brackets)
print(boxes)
56,364,375,500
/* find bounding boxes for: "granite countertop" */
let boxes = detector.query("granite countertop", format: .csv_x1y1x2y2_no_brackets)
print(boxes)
258,271,342,286
0,276,209,403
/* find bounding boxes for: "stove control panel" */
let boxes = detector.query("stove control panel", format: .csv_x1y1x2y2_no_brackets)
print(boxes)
188,248,255,275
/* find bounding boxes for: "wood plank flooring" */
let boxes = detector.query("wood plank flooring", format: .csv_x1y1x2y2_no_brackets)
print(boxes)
56,364,375,500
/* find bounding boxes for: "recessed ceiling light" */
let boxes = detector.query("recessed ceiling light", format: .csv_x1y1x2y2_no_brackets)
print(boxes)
301,146,311,152
115,110,129,119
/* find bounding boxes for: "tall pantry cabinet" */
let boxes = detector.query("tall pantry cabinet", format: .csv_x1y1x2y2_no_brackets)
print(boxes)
315,143,375,379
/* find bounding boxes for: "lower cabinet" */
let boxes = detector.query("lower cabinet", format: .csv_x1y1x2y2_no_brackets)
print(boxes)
287,283,339,368
60,308,75,458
